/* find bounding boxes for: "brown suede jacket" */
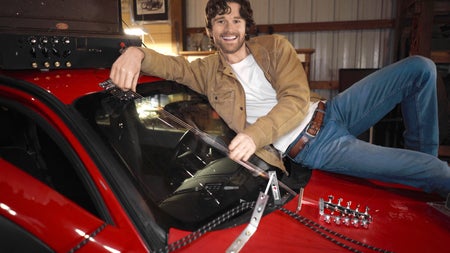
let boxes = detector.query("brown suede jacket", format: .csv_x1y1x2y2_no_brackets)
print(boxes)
139,34,320,172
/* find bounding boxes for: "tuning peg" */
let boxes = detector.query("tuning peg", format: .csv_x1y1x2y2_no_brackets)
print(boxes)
328,195,334,203
343,216,350,226
351,217,360,227
361,219,370,229
346,201,352,208
334,215,342,225
337,198,343,206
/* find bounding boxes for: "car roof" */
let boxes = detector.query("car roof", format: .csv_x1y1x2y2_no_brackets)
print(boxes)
0,68,162,105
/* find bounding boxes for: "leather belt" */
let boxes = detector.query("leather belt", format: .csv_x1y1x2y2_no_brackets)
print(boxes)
288,101,326,158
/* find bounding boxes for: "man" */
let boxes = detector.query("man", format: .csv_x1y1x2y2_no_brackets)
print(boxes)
110,0,450,199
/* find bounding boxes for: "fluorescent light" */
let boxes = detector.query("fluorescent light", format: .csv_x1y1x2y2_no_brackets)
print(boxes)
124,28,148,36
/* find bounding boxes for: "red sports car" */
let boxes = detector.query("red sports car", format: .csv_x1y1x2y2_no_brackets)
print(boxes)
0,66,449,253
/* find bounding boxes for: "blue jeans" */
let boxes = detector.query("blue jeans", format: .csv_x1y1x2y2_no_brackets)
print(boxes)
288,56,450,197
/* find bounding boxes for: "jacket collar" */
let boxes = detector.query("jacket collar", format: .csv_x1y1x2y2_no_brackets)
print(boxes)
246,38,272,83
246,38,270,72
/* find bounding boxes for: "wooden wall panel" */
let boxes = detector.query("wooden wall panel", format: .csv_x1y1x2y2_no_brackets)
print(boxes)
249,0,270,24
186,0,208,28
291,0,313,23
268,0,292,23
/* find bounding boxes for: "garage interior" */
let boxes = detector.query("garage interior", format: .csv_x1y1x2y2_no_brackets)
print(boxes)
0,0,449,158
124,0,450,161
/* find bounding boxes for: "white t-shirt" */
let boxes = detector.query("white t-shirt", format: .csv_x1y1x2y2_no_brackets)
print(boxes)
230,54,318,153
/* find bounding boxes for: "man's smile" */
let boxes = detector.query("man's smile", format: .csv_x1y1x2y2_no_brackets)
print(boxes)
222,35,238,41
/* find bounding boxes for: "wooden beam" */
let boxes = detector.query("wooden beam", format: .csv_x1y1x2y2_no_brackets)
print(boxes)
187,19,395,35
431,51,450,63
252,19,395,34
439,145,450,158
170,0,184,54
310,81,339,90
409,0,434,57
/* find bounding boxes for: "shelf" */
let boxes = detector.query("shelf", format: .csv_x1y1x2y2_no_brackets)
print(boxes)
431,50,450,63
179,51,216,57
396,0,450,61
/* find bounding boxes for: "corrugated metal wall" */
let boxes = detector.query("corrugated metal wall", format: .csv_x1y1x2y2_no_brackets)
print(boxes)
186,0,396,98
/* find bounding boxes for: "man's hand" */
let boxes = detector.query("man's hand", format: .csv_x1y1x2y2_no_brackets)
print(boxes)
109,47,145,91
228,133,256,162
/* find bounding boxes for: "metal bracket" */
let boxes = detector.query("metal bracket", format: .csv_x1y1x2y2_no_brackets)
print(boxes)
268,171,282,206
226,192,269,253
226,172,278,253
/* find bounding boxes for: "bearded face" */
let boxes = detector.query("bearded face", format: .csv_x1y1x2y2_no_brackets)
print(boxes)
208,2,247,58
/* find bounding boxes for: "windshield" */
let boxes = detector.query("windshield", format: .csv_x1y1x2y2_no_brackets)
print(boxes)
75,80,290,231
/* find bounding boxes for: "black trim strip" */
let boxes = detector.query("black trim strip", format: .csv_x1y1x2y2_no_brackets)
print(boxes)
67,223,107,253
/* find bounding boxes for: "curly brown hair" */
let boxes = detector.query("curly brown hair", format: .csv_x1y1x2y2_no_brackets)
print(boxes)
205,0,255,40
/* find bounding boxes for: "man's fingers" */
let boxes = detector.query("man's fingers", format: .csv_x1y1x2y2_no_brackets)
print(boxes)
109,47,144,91
229,146,252,161
228,133,256,162
122,68,137,91
131,73,140,92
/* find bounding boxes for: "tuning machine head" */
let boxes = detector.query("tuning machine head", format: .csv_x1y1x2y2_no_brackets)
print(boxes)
319,195,372,228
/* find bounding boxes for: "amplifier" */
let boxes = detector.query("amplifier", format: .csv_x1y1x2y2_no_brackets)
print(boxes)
0,33,142,70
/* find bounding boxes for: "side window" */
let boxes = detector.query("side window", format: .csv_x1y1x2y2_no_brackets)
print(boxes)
0,104,99,218
0,215,54,253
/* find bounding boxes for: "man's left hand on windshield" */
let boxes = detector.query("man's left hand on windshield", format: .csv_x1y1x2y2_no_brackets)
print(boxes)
228,133,256,162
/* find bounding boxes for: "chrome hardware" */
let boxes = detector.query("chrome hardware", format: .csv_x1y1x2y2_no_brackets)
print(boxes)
268,171,282,206
319,195,372,228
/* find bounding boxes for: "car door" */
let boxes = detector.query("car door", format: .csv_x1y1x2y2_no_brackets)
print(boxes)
0,74,164,252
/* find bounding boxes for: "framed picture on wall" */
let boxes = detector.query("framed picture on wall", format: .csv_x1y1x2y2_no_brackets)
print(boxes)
132,0,169,23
